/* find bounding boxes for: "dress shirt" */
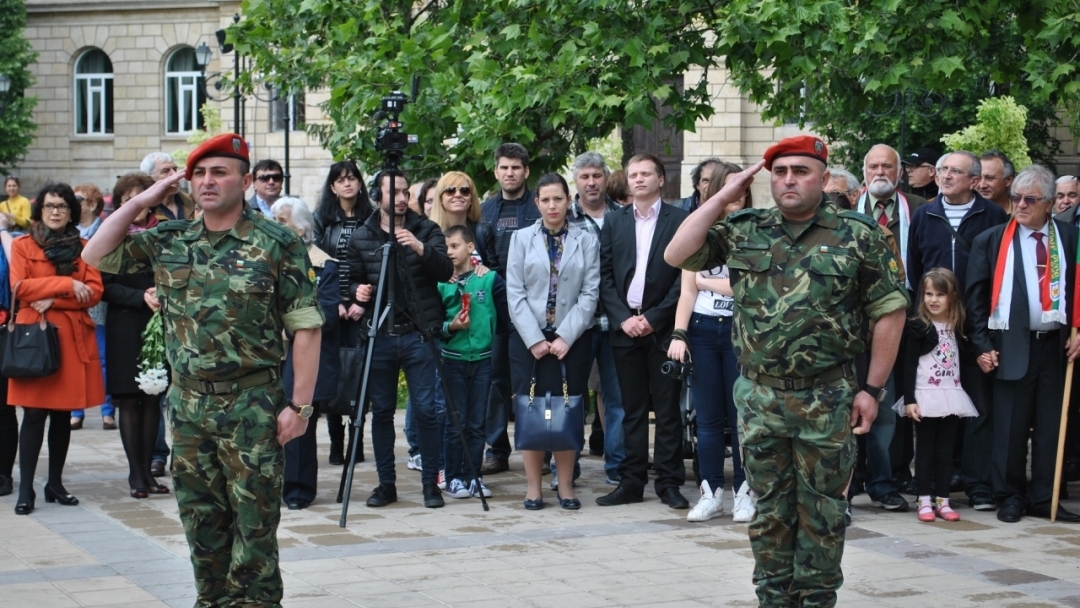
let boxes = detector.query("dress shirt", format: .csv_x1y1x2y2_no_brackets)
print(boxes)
253,196,274,218
1018,222,1061,331
626,198,661,308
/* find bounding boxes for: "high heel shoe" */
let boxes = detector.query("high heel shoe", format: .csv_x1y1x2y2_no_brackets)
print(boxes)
14,490,35,515
44,485,79,506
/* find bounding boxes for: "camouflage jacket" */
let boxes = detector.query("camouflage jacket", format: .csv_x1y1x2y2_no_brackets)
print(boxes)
97,207,324,381
679,201,909,378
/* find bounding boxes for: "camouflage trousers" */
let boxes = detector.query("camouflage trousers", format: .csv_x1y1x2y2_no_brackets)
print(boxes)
734,375,855,608
168,382,285,608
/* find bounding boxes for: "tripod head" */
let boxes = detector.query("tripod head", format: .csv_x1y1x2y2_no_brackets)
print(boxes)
373,75,420,167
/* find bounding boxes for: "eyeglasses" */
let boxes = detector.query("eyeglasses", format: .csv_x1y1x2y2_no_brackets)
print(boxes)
444,186,471,197
939,166,972,177
1009,194,1044,206
256,173,283,183
42,203,69,214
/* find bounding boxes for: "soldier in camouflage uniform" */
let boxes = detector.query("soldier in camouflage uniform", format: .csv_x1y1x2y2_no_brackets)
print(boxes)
83,133,324,608
665,135,908,608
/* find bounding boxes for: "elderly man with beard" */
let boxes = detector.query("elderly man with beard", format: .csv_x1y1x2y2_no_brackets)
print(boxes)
848,144,927,513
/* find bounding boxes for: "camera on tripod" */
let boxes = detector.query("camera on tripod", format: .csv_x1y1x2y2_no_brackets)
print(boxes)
374,76,420,158
661,358,691,382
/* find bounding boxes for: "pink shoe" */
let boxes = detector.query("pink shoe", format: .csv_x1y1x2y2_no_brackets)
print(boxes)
935,500,960,521
917,503,935,522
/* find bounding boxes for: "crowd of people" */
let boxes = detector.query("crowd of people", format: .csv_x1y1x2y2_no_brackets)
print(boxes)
1,134,1080,608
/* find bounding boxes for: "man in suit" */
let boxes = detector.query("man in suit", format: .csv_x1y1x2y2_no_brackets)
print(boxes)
248,159,284,218
851,144,928,513
967,164,1080,523
597,153,689,508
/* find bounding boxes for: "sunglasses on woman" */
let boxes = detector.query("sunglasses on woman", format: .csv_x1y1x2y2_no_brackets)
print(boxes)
444,186,471,196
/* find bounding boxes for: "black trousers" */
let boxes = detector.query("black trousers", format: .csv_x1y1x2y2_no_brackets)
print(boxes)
915,415,961,498
613,335,685,496
961,363,995,496
508,329,592,408
283,404,324,504
992,336,1064,510
0,377,16,477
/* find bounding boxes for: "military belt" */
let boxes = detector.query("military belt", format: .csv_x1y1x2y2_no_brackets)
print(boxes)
741,362,855,391
173,368,277,396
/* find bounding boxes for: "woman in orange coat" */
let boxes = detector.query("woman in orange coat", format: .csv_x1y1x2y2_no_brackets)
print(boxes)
8,182,104,515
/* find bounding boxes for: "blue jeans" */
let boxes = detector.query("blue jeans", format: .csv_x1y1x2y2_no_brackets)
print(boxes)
406,368,446,462
72,325,114,420
687,313,744,490
865,373,899,500
369,332,441,486
594,329,625,478
442,358,490,483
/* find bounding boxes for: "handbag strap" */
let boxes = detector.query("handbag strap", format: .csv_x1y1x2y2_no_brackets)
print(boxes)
527,358,571,405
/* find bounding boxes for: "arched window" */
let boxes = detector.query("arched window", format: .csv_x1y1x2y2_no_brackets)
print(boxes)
165,48,206,135
74,49,113,135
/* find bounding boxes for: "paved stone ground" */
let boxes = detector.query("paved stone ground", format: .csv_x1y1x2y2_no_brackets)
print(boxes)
3,412,1080,607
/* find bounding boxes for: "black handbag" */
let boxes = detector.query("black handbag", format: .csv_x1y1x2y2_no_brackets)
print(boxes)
322,345,364,417
2,316,61,378
513,360,585,452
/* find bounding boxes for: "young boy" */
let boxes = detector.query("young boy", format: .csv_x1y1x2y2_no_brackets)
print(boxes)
438,225,508,499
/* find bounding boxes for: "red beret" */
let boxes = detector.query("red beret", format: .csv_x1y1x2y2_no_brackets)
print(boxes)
184,133,249,180
763,135,828,170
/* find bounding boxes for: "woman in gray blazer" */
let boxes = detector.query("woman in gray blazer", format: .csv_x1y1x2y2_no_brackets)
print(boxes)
506,173,599,511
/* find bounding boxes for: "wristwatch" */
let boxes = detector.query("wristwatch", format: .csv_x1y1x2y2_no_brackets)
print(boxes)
287,401,314,419
862,384,888,403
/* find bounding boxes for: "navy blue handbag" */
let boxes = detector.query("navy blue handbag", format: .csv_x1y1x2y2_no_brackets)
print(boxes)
513,360,584,452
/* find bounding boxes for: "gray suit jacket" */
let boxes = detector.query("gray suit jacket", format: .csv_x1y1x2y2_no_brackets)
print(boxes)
506,221,599,348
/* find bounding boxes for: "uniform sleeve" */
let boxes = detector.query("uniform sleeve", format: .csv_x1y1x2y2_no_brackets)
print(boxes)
859,225,911,320
278,237,325,333
95,231,155,275
678,221,733,272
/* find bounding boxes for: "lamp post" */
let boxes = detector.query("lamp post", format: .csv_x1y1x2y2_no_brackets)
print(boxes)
195,13,245,137
867,89,946,189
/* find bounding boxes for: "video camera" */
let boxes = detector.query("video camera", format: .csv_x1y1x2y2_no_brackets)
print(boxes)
374,76,420,161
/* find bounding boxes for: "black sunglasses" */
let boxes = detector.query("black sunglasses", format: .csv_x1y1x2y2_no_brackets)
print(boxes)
444,186,471,196
256,173,284,183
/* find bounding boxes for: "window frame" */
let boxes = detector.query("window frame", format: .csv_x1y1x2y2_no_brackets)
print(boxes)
164,48,206,135
73,49,114,136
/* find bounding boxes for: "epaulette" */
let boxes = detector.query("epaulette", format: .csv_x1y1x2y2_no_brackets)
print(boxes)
157,219,192,231
838,209,877,228
726,208,764,222
253,214,300,248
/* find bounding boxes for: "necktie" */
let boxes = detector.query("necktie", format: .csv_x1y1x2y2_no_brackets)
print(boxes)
875,201,889,227
1033,232,1050,311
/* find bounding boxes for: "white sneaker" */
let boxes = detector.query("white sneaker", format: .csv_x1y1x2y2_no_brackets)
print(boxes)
469,479,493,498
446,478,471,499
732,481,755,523
437,470,446,490
407,455,422,471
687,480,724,522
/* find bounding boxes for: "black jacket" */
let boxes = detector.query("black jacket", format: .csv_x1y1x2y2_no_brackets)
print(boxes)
480,190,539,276
469,219,500,273
965,219,1077,381
907,192,1009,297
347,209,454,335
283,258,341,403
901,316,973,405
102,270,156,396
599,202,688,347
314,204,374,304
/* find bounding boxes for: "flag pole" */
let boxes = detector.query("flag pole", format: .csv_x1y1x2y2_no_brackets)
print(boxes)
1052,327,1078,523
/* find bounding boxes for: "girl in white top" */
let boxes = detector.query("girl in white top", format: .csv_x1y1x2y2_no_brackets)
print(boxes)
667,161,754,523
899,268,978,522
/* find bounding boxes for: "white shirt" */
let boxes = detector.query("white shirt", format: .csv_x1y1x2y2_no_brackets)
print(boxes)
942,198,974,230
626,198,662,309
692,266,734,317
1017,222,1062,331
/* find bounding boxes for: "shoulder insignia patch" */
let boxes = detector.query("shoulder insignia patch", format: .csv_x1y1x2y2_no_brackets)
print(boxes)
308,268,317,284
889,258,899,275
838,209,877,228
255,215,298,247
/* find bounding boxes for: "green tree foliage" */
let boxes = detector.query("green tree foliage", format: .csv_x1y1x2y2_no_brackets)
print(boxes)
942,96,1032,170
0,0,38,174
714,0,1075,172
231,0,720,192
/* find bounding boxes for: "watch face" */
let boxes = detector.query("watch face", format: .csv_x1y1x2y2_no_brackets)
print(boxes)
300,405,314,419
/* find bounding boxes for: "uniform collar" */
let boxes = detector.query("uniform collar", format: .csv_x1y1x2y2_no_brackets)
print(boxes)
179,206,256,243
760,198,836,229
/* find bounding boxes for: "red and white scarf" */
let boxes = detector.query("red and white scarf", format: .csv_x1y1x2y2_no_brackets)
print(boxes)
989,219,1067,330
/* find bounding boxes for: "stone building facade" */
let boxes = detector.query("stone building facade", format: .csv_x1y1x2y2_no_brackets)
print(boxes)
14,2,1080,206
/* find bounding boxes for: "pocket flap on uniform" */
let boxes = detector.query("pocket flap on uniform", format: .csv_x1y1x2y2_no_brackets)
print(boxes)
726,253,772,273
809,251,857,277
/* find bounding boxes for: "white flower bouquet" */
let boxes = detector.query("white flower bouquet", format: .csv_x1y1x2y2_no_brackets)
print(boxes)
135,310,168,395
